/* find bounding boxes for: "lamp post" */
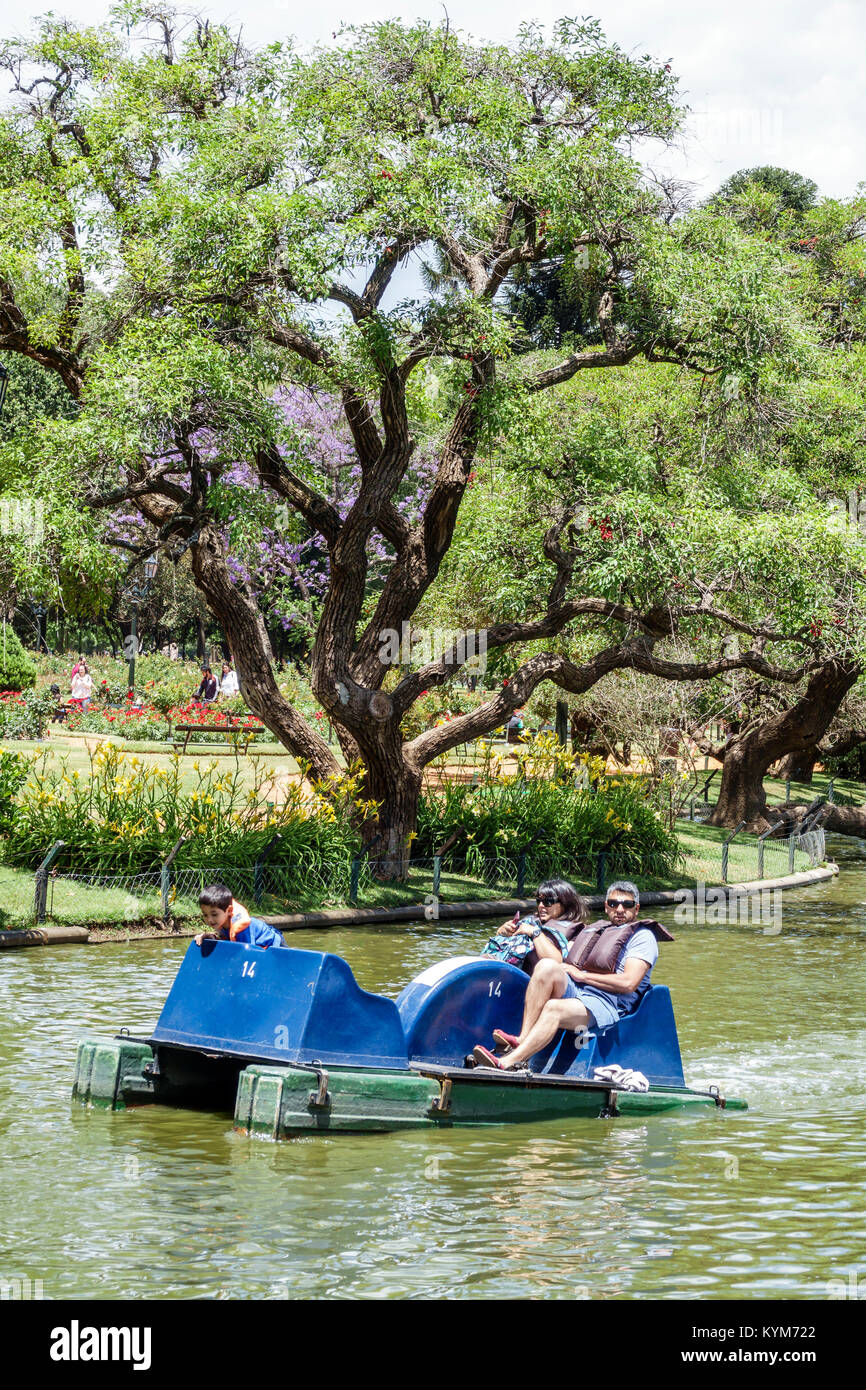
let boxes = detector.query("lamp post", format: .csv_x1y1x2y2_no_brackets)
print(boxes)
124,554,158,696
29,598,48,653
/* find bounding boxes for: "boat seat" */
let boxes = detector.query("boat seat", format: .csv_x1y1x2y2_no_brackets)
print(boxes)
397,957,528,1066
534,985,685,1087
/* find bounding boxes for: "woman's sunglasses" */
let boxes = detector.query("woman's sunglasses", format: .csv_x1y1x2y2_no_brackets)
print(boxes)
536,892,561,906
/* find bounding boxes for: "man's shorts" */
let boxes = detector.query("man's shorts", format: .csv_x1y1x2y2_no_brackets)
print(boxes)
561,976,619,1030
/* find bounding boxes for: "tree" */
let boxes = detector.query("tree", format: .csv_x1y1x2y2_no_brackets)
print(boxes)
712,166,818,215
0,9,826,871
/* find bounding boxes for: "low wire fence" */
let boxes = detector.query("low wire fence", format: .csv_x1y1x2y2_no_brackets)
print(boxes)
0,821,823,933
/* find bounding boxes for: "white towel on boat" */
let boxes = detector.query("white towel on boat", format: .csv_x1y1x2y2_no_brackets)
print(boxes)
593,1063,650,1093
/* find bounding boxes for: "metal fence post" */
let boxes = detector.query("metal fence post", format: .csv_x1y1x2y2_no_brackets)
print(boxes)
555,700,568,747
253,832,283,907
828,779,835,803
721,821,747,884
517,851,527,898
34,840,65,923
757,824,776,880
785,779,791,805
788,830,797,874
349,857,361,904
432,854,441,896
596,850,607,895
161,836,187,926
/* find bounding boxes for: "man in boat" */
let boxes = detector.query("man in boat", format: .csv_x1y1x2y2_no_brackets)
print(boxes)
473,881,673,1070
194,883,286,949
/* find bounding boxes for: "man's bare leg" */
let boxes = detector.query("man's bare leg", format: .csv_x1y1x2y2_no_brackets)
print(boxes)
514,960,569,1041
500,998,593,1070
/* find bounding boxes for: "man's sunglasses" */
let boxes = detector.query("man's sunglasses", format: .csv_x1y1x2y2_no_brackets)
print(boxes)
606,897,636,910
536,892,561,906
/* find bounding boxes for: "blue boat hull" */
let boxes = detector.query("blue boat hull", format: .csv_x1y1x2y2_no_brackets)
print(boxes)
72,941,745,1130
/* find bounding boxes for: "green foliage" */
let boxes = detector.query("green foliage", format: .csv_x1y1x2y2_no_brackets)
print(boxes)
0,353,77,440
0,748,28,828
712,167,818,215
416,769,681,882
0,687,55,738
3,743,362,873
424,348,866,672
0,624,36,690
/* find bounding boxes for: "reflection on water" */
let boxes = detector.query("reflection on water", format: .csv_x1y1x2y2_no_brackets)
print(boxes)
2,841,866,1300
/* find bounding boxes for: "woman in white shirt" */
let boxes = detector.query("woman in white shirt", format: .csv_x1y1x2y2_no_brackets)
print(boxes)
220,663,239,698
70,661,93,710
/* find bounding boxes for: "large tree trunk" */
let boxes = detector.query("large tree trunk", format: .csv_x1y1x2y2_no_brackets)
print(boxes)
360,753,423,878
190,524,342,784
775,747,819,783
710,659,860,831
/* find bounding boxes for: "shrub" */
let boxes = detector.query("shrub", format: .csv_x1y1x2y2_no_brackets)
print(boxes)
0,749,29,829
3,744,366,875
0,626,36,691
0,687,56,738
415,754,682,884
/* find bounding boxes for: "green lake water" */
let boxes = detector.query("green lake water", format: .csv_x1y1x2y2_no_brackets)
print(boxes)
2,839,866,1301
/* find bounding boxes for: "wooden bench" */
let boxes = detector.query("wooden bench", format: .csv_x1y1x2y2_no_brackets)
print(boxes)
172,722,266,755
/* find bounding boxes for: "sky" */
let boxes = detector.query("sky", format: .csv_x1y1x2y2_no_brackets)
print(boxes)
3,0,864,202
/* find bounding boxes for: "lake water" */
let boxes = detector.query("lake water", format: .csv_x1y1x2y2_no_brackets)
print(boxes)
2,840,866,1300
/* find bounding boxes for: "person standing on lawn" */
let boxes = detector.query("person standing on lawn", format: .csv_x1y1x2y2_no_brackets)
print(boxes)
70,659,93,710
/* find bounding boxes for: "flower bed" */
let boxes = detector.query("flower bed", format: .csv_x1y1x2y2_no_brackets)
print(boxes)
64,694,266,744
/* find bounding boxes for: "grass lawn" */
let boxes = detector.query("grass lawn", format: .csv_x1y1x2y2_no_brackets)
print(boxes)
1,733,304,795
682,768,863,810
0,819,818,931
762,770,862,806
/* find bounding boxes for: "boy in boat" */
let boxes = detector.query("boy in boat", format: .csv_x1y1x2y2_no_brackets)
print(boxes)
194,883,286,949
474,880,672,1070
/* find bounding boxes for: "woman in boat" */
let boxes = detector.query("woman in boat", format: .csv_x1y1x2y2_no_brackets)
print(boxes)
482,878,586,975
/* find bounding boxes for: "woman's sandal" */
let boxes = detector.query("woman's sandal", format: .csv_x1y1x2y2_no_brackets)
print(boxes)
472,1044,503,1069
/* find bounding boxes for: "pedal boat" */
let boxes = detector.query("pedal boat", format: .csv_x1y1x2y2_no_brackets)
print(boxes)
73,940,746,1135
